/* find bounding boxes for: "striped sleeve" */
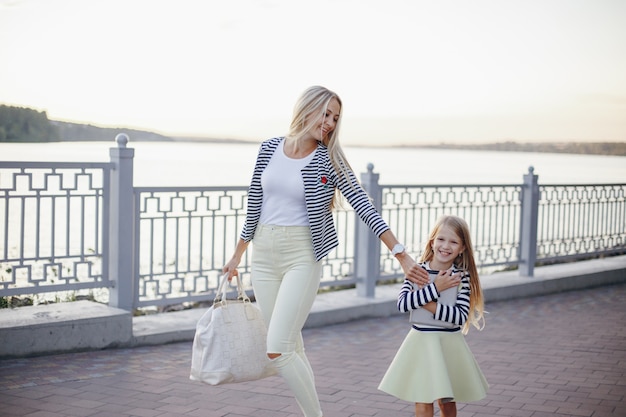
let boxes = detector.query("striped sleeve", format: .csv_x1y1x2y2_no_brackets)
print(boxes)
301,147,389,261
335,163,389,238
434,272,471,326
397,279,440,312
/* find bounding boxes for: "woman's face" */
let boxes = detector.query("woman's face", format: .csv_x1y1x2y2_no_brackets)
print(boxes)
430,225,465,269
304,97,340,143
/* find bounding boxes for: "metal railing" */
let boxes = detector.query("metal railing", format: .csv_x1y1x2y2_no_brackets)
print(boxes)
1,135,625,310
0,161,112,300
134,186,248,308
536,183,625,262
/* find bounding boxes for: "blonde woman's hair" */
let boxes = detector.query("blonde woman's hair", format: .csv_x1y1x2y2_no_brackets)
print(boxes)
420,215,485,334
286,86,354,209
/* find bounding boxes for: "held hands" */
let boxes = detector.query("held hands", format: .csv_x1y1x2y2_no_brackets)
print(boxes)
397,253,430,287
433,269,462,293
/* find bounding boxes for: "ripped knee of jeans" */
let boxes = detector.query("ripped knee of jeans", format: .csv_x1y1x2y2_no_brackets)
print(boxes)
267,351,294,367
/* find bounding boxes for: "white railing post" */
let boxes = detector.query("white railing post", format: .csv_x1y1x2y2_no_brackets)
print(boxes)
519,166,539,277
355,163,382,297
108,134,135,310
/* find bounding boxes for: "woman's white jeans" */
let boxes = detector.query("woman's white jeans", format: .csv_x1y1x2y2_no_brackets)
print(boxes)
251,224,323,417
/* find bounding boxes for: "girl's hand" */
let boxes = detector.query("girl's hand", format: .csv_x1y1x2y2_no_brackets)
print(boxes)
433,270,461,293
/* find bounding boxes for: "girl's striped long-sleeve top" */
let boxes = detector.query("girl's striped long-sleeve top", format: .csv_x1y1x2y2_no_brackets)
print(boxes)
240,137,390,262
397,262,471,329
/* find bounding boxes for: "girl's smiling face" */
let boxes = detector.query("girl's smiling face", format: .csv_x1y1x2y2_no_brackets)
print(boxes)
430,225,465,270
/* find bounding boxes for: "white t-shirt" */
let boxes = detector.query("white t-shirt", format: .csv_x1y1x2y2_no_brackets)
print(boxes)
259,139,316,226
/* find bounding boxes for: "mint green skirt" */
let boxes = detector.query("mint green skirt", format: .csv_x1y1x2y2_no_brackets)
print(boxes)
378,328,488,403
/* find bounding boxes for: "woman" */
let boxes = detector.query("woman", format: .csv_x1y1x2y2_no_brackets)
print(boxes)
223,85,428,417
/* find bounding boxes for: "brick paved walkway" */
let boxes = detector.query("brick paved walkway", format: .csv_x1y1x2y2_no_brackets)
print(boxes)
1,283,625,417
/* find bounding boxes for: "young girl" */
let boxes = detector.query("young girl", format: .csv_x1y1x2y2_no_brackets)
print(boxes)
378,215,488,417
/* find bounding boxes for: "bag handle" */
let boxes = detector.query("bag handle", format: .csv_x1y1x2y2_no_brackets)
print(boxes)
213,273,250,306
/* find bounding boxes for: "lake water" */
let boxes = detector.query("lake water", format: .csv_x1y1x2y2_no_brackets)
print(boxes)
1,140,625,186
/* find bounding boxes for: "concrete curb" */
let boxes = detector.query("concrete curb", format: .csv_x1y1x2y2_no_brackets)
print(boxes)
0,301,131,358
131,255,626,346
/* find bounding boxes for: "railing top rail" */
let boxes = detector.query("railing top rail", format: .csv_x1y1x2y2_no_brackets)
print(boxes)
380,183,522,188
381,183,626,189
135,185,249,192
136,184,525,195
0,161,113,169
539,183,626,187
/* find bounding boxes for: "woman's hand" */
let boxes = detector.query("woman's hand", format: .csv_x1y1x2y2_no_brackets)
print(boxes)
397,253,430,287
222,238,249,281
433,269,461,293
379,232,429,287
222,257,240,281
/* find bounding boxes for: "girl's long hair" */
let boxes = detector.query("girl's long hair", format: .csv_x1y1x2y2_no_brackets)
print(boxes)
286,85,354,209
420,215,485,334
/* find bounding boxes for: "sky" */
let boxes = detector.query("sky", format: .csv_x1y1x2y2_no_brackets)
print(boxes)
1,0,625,146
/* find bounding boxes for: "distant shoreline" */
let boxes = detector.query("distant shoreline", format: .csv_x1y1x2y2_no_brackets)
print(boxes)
2,114,624,156
388,141,626,157
2,106,623,156
4,137,624,157
170,137,625,156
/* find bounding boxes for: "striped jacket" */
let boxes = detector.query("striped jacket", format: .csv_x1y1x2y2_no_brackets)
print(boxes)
240,137,390,261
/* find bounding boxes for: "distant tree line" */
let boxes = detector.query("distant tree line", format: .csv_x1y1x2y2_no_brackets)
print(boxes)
0,105,172,142
0,105,60,142
49,120,173,142
405,141,626,157
2,105,624,155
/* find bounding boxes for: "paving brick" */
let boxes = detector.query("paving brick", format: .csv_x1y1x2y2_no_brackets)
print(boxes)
1,283,625,417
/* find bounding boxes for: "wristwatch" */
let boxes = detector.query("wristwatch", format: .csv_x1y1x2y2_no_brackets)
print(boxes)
391,243,406,256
